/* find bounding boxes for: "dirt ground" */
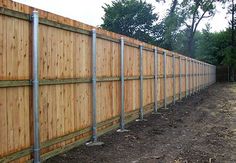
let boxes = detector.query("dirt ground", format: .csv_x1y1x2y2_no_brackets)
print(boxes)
47,83,236,163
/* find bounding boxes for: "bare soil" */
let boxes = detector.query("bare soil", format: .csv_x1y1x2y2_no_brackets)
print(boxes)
47,83,236,163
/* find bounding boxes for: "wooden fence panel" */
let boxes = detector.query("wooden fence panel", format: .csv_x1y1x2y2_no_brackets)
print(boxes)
0,1,216,162
175,57,180,100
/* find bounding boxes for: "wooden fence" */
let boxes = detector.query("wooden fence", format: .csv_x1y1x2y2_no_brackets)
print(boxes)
0,1,216,162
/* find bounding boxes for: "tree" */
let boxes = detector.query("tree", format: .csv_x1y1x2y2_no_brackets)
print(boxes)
157,0,183,50
227,0,236,81
101,0,158,44
194,27,236,81
155,0,222,56
194,24,221,64
180,0,219,57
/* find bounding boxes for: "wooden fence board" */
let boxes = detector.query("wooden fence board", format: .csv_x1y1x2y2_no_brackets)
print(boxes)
0,1,216,162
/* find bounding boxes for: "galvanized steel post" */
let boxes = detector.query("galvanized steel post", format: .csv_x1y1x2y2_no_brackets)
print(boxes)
92,29,97,142
192,60,194,94
172,54,176,105
32,10,40,163
199,62,201,90
190,59,192,95
154,47,158,113
196,61,198,92
164,51,167,109
204,63,206,88
205,64,207,87
200,62,202,90
203,63,205,88
215,66,216,83
86,29,103,146
192,60,195,94
202,63,203,90
179,57,182,100
207,64,209,86
192,60,196,94
196,61,199,92
200,62,201,91
136,45,146,121
190,60,192,94
207,64,208,86
199,62,202,91
185,57,188,98
117,37,129,132
195,61,197,93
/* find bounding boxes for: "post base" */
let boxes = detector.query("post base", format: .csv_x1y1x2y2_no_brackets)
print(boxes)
85,141,104,146
117,129,130,132
136,118,147,122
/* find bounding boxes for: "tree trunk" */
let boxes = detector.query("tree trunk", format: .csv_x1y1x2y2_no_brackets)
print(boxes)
232,0,235,47
187,32,194,57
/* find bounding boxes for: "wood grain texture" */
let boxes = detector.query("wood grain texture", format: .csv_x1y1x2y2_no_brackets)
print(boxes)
0,1,216,162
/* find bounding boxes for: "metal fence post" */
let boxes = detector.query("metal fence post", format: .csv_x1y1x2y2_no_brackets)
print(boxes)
86,29,104,146
196,61,198,92
198,62,200,92
195,61,197,93
202,63,203,90
200,62,202,90
205,63,207,87
199,62,201,90
192,60,195,94
185,57,188,98
215,66,216,83
207,64,208,86
172,54,176,105
193,60,195,94
209,65,211,85
204,63,206,88
117,37,129,132
203,63,205,88
154,47,158,113
197,62,199,92
164,51,168,109
190,59,192,95
136,45,147,121
211,65,212,84
179,56,182,101
32,10,40,163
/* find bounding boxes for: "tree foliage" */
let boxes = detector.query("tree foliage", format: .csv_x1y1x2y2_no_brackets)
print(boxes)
195,27,236,67
101,0,235,73
157,0,183,51
180,0,221,57
101,0,158,43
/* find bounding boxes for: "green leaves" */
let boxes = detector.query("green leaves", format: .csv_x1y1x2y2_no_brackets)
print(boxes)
195,28,236,68
101,0,158,44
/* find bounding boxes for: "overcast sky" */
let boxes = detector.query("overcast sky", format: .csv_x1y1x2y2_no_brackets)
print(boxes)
14,0,229,32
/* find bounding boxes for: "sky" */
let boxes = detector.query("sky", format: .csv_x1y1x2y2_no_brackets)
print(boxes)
14,0,229,32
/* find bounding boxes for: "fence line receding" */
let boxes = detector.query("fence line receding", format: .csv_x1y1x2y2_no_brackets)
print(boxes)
0,1,216,162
